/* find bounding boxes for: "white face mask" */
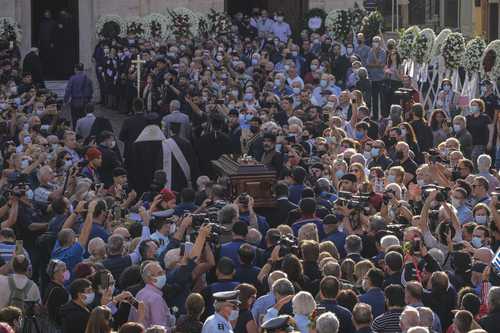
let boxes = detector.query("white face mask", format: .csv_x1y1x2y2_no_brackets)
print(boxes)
169,223,176,235
228,309,239,321
110,140,116,149
83,292,95,305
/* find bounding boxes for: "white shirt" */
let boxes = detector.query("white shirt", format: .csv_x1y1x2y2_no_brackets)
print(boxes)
0,274,41,309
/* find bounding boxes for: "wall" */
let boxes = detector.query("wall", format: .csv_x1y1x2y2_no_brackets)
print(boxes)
308,0,356,11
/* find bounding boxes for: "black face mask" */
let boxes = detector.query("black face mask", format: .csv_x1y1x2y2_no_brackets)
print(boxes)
250,125,259,134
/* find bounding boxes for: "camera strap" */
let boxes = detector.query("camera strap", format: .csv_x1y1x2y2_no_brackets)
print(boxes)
163,138,191,189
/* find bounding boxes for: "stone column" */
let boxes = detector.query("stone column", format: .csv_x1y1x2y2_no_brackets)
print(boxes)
79,0,95,80
460,0,473,37
399,0,409,28
17,0,31,57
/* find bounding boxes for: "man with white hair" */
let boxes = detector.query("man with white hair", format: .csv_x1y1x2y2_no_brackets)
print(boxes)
316,312,340,333
407,327,429,333
246,228,262,246
380,235,400,252
161,99,191,140
252,271,288,326
34,165,63,209
477,154,499,192
129,261,175,329
400,307,420,333
263,278,296,323
479,286,500,332
85,237,106,264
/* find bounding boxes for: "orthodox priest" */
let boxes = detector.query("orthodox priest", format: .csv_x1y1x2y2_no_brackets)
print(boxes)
129,122,199,195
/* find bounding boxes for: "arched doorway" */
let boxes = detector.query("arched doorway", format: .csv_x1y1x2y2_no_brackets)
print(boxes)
31,0,79,80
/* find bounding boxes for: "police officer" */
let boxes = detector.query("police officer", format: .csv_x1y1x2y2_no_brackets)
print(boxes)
261,315,298,333
201,290,240,333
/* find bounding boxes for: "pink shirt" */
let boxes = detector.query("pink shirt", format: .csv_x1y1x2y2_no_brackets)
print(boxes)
129,284,175,330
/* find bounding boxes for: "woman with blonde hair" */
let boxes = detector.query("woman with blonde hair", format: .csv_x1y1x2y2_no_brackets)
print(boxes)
85,306,112,333
298,223,319,242
353,260,375,292
349,162,368,184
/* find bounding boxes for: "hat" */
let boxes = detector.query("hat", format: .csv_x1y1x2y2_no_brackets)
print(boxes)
340,173,357,183
213,290,241,305
160,188,176,202
112,167,127,177
323,214,339,225
261,315,295,332
229,109,239,116
85,147,102,161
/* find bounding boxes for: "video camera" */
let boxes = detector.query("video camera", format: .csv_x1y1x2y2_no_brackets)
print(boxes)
421,185,450,202
394,88,414,103
277,234,298,257
335,191,370,212
189,211,224,245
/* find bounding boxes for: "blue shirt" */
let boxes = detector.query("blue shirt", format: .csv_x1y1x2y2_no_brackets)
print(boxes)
456,204,473,224
252,292,275,326
324,230,347,258
51,241,84,278
288,184,305,205
319,299,354,333
87,223,110,242
202,312,233,333
173,202,198,216
366,48,386,81
359,287,385,318
239,212,269,236
219,239,247,265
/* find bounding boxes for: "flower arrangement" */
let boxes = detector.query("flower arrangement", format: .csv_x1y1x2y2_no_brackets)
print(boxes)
325,9,353,41
0,17,22,42
441,32,465,69
349,2,367,32
412,28,435,64
207,9,231,37
96,14,125,40
432,28,451,58
462,37,486,73
125,16,147,38
166,8,199,38
303,8,327,33
481,40,500,80
143,13,170,40
361,10,384,43
398,26,420,60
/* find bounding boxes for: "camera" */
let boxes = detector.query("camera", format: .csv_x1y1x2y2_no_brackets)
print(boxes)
394,88,414,102
451,168,461,181
421,185,449,202
238,193,250,206
277,234,298,257
383,189,396,205
335,191,370,212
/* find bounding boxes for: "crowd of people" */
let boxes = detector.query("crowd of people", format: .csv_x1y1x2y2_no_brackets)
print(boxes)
0,6,500,333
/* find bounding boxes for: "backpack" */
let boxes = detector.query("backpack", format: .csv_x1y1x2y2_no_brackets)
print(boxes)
7,275,34,312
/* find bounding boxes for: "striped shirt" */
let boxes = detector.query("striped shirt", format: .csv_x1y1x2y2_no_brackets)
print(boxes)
371,308,404,333
0,242,31,264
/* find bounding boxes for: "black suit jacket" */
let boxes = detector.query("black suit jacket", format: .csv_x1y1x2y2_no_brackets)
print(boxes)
269,198,298,227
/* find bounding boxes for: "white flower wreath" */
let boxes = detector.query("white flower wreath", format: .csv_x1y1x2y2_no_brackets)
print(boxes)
95,14,126,39
462,37,486,73
432,28,451,59
325,9,352,41
143,13,171,40
166,7,199,37
0,17,22,42
412,28,435,64
398,26,420,60
125,16,148,39
441,32,465,69
481,40,500,81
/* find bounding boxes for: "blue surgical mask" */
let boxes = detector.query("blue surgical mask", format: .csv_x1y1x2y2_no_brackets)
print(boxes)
244,93,254,101
355,130,364,140
274,79,281,86
25,189,34,200
371,148,380,157
335,170,345,179
443,85,451,92
475,215,488,225
471,105,480,114
471,237,483,248
83,292,95,305
154,274,166,289
229,309,239,321
310,64,318,71
387,175,396,183
320,80,328,88
292,87,301,95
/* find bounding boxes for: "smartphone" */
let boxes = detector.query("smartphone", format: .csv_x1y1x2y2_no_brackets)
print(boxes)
287,135,296,143
215,99,225,105
128,296,139,309
15,240,23,255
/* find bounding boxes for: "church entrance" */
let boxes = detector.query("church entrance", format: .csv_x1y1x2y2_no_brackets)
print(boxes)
31,0,79,80
225,0,309,36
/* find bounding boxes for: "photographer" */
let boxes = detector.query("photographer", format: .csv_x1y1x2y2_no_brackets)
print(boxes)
235,194,269,236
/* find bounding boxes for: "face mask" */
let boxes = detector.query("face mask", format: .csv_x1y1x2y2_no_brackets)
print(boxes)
63,270,70,281
355,130,364,140
320,79,328,88
292,87,301,95
480,86,487,95
291,51,298,57
371,148,380,157
274,79,281,86
475,215,488,225
64,160,72,169
244,93,253,101
453,124,461,133
451,197,461,208
216,55,223,62
229,309,239,321
387,175,396,183
251,58,259,66
154,274,166,289
110,140,116,149
335,170,345,179
443,85,451,92
400,129,407,137
417,179,425,187
362,279,369,292
372,42,380,48
20,159,30,169
310,64,318,71
363,151,372,160
471,237,483,248
284,65,290,71
231,90,239,97
471,105,480,114
347,47,353,54
24,136,32,145
83,292,95,305
26,190,34,201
